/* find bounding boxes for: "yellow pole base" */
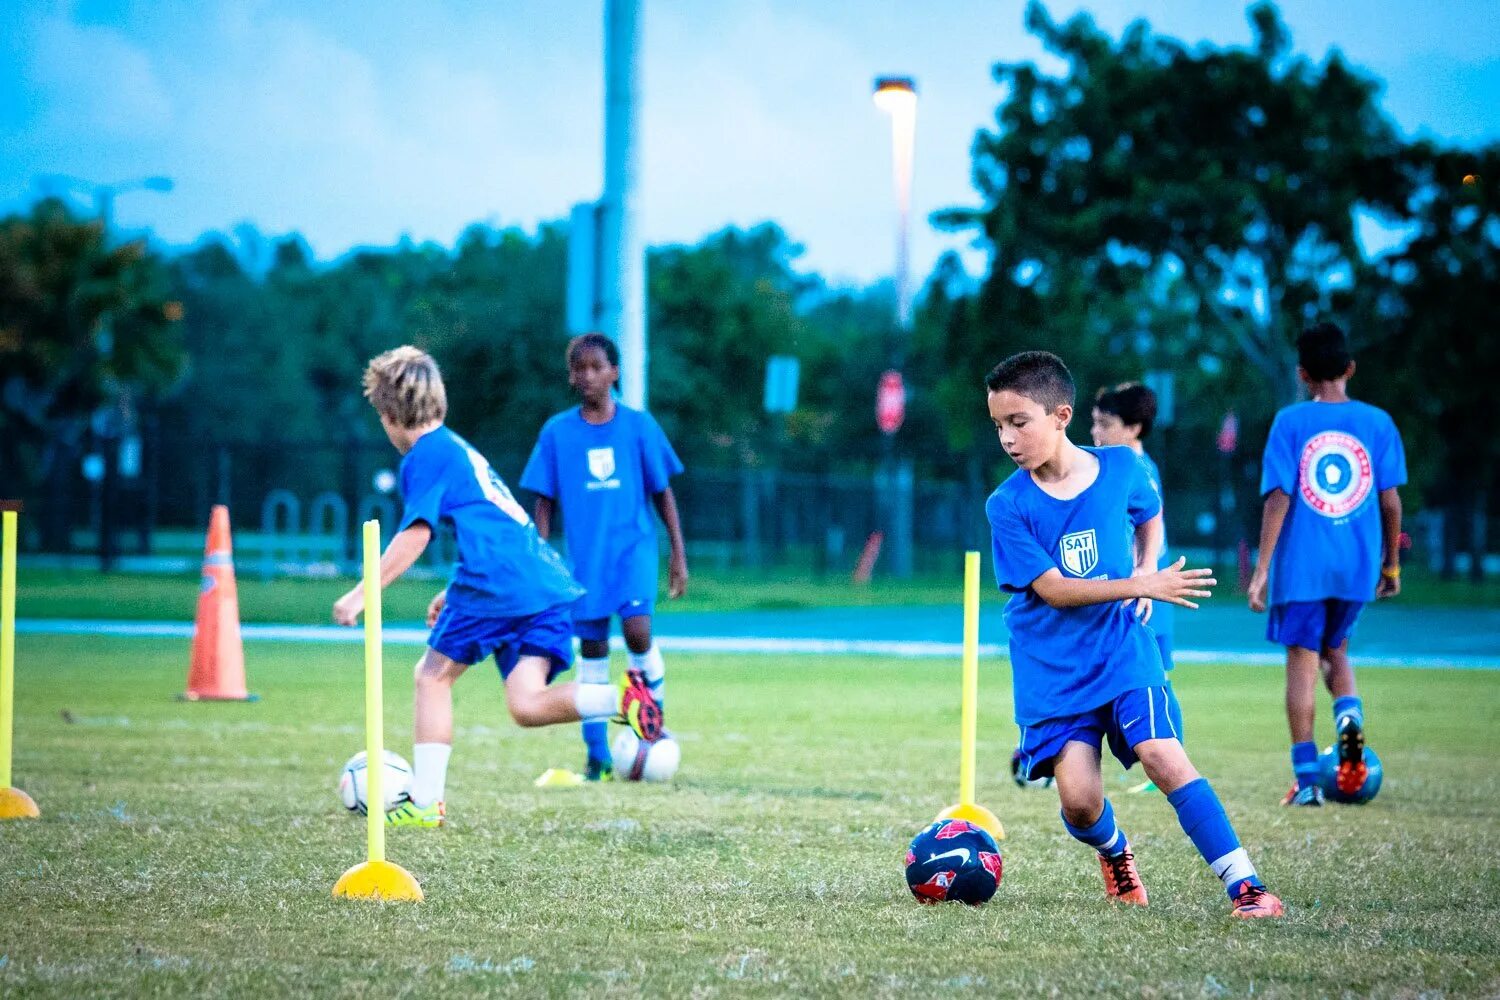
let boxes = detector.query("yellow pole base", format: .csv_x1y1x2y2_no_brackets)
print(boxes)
332,860,423,902
936,802,1005,841
0,787,40,820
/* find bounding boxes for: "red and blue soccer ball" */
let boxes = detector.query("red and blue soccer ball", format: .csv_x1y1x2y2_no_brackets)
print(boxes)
1318,745,1383,804
904,819,1003,905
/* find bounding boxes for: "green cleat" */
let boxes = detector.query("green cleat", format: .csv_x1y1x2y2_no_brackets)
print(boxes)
585,758,615,783
385,798,445,827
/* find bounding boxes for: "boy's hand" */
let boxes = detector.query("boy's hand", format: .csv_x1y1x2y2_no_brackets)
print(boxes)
1247,569,1269,613
332,588,364,626
668,554,689,599
1376,566,1401,600
426,589,448,627
1138,556,1216,610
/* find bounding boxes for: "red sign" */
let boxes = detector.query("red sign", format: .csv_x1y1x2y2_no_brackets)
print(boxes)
1216,411,1239,455
877,370,906,435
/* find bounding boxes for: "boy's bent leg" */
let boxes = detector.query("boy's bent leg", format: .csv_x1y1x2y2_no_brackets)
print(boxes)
1284,646,1323,799
506,656,611,728
1055,740,1147,906
1135,738,1282,917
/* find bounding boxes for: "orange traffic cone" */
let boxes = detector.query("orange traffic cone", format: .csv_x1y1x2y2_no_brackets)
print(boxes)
182,505,256,701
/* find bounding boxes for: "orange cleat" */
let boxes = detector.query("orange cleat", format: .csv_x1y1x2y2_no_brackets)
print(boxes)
1230,881,1284,918
616,668,663,741
1099,850,1149,907
1335,715,1368,797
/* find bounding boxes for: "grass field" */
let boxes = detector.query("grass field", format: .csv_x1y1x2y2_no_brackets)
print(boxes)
2,635,1498,997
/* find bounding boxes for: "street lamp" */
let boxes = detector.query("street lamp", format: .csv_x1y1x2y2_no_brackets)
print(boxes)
873,76,917,330
35,174,174,234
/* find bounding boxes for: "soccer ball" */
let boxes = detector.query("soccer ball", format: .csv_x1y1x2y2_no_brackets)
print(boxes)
1317,745,1383,804
611,730,680,782
1010,748,1055,790
905,819,1003,905
338,750,413,814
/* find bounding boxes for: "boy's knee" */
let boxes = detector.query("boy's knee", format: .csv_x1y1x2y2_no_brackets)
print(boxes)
1136,739,1198,791
414,654,461,687
1060,799,1102,828
622,624,652,655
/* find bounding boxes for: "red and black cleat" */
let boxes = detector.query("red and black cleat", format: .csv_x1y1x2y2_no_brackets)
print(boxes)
1335,714,1368,797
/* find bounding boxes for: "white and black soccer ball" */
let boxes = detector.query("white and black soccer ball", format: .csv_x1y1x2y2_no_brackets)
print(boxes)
338,749,413,814
611,730,680,782
1010,748,1056,790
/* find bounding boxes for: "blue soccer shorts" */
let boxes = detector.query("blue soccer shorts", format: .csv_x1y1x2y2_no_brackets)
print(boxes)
428,601,574,683
1015,685,1181,782
1267,599,1363,652
573,596,655,643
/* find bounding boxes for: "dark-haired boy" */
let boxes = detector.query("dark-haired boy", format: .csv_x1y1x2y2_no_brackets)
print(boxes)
1247,322,1406,806
1091,381,1183,750
986,350,1281,917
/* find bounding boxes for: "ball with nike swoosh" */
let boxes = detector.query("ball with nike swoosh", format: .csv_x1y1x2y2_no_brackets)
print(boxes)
905,819,1003,905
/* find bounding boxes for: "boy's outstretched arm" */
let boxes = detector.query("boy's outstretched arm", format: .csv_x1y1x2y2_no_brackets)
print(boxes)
1030,557,1215,611
652,487,689,598
1376,486,1403,599
1247,489,1290,613
332,522,434,625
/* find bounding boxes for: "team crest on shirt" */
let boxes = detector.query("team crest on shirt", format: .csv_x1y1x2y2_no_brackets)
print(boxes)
586,447,621,491
1298,432,1373,518
1059,529,1099,577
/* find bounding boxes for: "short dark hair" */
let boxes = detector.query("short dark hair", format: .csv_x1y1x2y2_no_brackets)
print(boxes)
984,351,1075,413
567,331,620,369
1297,322,1352,381
1094,381,1158,439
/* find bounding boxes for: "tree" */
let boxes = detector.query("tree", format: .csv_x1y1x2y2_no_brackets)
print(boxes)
943,2,1406,407
0,198,182,543
1357,144,1500,578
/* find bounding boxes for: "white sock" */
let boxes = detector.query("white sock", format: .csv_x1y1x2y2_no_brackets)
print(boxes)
411,742,451,808
1210,848,1257,890
628,643,665,695
578,655,610,685
574,682,617,719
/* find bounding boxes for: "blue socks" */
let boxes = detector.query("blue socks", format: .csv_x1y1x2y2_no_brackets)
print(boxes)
1334,695,1364,729
1167,778,1261,896
1291,741,1320,791
581,719,611,765
1062,799,1128,857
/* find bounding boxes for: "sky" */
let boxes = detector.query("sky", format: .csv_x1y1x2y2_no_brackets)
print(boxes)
2,0,1497,286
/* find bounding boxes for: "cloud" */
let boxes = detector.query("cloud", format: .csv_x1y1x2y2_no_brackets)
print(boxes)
20,10,173,139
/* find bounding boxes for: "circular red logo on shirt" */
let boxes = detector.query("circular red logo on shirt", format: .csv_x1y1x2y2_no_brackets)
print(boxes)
1298,432,1373,518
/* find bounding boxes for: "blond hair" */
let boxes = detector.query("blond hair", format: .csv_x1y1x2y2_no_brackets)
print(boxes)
362,346,448,428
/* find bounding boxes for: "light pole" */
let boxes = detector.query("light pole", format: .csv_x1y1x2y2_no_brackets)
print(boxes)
873,77,917,579
873,77,917,332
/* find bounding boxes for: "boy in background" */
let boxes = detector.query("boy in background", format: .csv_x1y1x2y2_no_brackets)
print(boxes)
1248,322,1406,806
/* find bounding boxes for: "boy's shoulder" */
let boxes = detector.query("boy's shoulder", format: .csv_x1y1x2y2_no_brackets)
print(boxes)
539,407,582,435
1273,399,1397,430
986,466,1032,514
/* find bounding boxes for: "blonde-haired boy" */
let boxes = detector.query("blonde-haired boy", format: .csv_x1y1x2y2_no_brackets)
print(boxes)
334,346,663,826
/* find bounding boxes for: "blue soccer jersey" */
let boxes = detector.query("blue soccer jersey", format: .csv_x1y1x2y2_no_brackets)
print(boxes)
520,405,684,623
1260,400,1406,604
399,426,583,618
988,446,1167,726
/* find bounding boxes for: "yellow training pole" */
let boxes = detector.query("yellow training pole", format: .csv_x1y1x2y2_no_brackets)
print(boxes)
935,551,1003,839
332,519,421,901
0,510,40,819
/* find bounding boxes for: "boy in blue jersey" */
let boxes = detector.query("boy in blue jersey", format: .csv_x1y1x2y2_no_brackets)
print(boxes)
987,351,1281,917
522,333,688,781
333,346,663,827
1247,323,1406,806
1091,382,1184,749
